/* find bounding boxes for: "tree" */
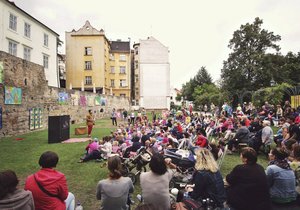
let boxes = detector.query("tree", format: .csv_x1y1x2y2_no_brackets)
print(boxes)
221,17,281,93
194,66,212,86
181,78,196,101
252,83,292,107
193,83,221,108
181,66,213,101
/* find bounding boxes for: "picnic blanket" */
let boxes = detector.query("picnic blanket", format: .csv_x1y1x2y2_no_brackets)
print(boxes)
62,138,90,143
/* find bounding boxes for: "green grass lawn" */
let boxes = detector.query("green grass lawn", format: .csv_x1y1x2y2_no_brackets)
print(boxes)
0,118,270,210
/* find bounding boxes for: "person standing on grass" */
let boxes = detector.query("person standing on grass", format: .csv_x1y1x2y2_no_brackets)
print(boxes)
86,109,95,137
122,109,128,122
111,108,117,126
25,151,75,210
0,170,35,210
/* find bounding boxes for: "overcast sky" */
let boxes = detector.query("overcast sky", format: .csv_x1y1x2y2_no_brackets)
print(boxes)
11,0,300,88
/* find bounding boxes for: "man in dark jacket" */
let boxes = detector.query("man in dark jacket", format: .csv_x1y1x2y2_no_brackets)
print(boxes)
227,121,250,154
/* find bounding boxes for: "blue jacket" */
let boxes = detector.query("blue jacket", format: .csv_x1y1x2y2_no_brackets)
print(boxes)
266,164,297,202
190,170,226,207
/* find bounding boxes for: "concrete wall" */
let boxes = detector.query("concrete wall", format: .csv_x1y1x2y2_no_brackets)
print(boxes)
138,37,170,109
0,51,130,138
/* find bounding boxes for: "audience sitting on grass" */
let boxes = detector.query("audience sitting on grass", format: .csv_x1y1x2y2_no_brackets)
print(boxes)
7,104,300,209
78,136,113,163
0,170,35,210
25,151,75,210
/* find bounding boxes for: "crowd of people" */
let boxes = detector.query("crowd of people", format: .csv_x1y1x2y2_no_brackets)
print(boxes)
1,100,300,210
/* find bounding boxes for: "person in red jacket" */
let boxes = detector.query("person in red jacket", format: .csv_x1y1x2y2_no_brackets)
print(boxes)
195,130,208,148
25,151,75,210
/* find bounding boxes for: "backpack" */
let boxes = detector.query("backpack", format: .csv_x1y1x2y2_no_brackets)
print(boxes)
182,198,204,210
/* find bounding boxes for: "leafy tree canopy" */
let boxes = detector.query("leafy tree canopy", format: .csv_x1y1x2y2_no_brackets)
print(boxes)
221,17,281,93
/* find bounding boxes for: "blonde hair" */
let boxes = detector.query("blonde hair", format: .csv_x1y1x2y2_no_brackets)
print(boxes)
194,148,219,173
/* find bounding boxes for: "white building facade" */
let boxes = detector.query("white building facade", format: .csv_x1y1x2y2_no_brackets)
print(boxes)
134,37,170,109
0,0,59,87
170,87,183,106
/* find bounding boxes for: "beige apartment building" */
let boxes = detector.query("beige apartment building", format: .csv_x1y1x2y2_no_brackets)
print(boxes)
66,21,131,98
109,41,131,98
66,21,110,93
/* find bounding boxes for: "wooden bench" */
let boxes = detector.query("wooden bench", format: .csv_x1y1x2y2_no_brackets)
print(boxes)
75,126,87,135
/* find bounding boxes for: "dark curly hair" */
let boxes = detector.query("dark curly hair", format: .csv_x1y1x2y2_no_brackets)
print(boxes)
271,148,289,160
149,153,167,175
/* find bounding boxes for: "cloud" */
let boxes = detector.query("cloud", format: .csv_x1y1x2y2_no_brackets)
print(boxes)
11,0,300,88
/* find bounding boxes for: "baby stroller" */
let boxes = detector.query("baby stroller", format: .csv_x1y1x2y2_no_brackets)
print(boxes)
164,148,195,189
121,147,152,184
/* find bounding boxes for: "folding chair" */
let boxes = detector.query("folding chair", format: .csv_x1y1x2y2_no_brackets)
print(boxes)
217,145,228,169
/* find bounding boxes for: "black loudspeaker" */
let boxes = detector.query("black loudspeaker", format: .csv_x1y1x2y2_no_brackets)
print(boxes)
48,115,70,143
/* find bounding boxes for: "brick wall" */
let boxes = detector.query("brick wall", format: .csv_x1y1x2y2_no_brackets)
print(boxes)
0,51,130,137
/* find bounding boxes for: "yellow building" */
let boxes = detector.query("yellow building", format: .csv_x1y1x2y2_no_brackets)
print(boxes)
66,21,131,98
66,21,110,93
108,41,131,98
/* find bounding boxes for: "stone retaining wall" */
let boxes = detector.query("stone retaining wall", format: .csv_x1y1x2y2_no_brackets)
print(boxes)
0,51,130,137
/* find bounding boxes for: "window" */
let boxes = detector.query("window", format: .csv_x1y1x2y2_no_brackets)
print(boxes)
23,46,31,61
110,66,115,73
44,33,48,47
85,47,92,55
43,54,49,69
85,76,92,85
109,53,115,60
120,66,126,74
85,61,92,70
119,54,126,61
24,22,31,38
111,79,115,87
8,41,17,56
9,13,17,31
120,79,126,87
135,50,138,55
120,94,126,97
